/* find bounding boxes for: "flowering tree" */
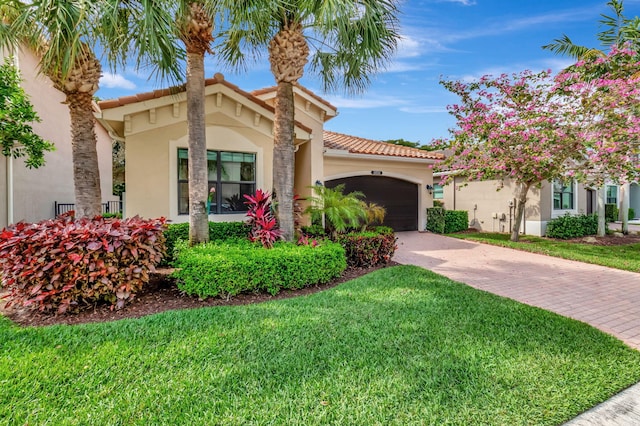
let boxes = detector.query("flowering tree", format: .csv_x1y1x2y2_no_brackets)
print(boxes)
554,46,640,184
435,70,584,242
554,46,640,235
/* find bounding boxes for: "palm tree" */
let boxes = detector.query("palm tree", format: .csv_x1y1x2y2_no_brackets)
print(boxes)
0,0,183,219
0,1,104,217
175,2,215,245
543,0,640,236
219,0,400,241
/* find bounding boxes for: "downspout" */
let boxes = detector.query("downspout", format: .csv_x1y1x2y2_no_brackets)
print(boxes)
6,156,13,225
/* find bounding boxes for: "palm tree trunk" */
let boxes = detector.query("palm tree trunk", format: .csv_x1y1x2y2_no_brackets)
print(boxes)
186,50,209,245
67,92,101,218
510,182,530,242
273,81,296,241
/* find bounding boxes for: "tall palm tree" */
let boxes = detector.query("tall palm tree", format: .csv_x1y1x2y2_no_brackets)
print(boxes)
0,0,104,217
219,0,400,241
175,2,215,245
543,0,640,236
0,0,183,219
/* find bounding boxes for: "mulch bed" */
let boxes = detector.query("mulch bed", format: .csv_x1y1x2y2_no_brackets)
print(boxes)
562,233,640,246
1,262,398,328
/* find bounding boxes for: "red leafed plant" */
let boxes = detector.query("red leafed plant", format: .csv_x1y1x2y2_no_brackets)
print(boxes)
244,189,282,248
0,212,166,313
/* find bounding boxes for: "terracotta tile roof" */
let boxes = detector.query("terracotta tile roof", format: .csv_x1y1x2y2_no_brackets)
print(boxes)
98,73,273,113
323,131,444,160
96,73,312,135
252,83,337,112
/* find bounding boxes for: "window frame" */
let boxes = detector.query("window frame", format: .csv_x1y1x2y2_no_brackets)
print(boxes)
178,148,256,215
433,184,444,200
606,185,618,205
552,179,575,211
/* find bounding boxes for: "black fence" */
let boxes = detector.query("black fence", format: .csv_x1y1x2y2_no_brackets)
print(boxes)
54,200,123,217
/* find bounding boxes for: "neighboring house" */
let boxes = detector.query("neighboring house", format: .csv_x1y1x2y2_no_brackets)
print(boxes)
0,47,116,229
434,173,640,236
96,74,443,232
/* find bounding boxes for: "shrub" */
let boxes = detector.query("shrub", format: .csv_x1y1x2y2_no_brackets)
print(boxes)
545,213,598,239
0,214,166,313
605,203,619,222
244,189,282,248
162,221,251,265
172,240,346,298
629,208,636,220
444,210,469,233
101,212,122,219
426,207,445,233
301,224,327,239
337,231,398,268
305,184,367,239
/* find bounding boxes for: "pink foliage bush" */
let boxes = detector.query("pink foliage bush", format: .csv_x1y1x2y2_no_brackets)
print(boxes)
244,190,282,248
0,213,166,313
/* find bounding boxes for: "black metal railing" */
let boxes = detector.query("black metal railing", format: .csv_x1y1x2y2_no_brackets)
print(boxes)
54,200,123,217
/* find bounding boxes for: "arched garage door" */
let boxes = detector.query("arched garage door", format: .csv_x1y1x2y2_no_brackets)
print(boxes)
325,176,418,231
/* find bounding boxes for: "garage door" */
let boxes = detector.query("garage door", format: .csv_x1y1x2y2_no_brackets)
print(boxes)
325,176,418,231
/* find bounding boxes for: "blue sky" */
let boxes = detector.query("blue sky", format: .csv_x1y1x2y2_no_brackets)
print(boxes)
96,0,640,145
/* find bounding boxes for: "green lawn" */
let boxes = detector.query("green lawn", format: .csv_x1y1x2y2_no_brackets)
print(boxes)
450,232,640,272
2,266,639,425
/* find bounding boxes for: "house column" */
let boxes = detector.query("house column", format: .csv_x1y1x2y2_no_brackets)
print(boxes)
6,155,13,226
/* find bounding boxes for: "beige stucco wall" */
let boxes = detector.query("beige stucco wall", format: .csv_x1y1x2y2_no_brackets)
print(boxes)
324,154,434,230
0,47,114,228
440,177,594,236
124,108,274,222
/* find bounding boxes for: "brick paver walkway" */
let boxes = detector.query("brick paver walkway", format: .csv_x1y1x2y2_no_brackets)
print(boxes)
394,231,640,425
395,232,640,349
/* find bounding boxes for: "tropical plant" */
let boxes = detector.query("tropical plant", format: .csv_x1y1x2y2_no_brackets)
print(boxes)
361,201,386,231
244,189,282,248
305,184,367,239
0,56,54,168
220,0,400,242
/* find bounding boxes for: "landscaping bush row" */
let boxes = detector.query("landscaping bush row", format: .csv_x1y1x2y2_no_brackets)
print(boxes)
337,230,397,268
162,221,250,265
605,203,618,223
426,207,469,234
172,240,346,298
545,213,599,239
0,214,166,313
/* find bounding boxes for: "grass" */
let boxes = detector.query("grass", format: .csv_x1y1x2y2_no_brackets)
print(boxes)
2,265,640,425
450,232,640,273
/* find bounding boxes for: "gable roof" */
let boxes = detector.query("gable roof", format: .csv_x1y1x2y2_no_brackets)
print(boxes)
323,131,444,160
96,73,312,137
252,83,338,112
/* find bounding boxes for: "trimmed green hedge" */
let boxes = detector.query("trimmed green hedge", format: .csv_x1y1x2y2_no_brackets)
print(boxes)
444,210,469,234
427,208,468,234
162,221,251,265
545,213,599,239
172,240,346,298
426,207,445,233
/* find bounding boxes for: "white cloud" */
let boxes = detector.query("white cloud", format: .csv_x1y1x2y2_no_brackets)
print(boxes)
100,73,136,90
323,94,409,109
396,34,423,58
399,106,448,114
438,0,476,5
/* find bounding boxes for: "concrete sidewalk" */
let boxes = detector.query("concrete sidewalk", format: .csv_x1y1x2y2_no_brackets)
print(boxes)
394,231,640,425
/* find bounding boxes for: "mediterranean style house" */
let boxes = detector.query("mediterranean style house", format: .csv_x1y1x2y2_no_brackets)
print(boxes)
0,47,116,229
433,173,640,236
96,74,443,232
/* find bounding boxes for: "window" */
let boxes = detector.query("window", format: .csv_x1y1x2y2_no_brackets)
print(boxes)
606,185,618,205
178,149,256,215
553,180,574,210
433,184,444,200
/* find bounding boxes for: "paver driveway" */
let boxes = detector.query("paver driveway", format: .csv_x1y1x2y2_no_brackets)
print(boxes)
394,232,640,350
